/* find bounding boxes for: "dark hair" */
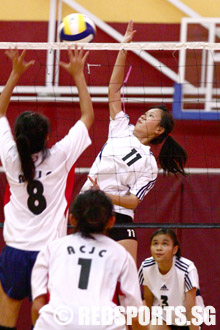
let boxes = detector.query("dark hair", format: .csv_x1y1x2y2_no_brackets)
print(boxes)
150,228,181,259
71,189,114,239
14,111,51,183
149,105,187,176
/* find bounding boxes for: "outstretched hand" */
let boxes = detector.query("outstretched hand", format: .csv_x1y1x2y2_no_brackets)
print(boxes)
59,44,89,79
5,48,35,77
121,20,136,43
88,176,100,190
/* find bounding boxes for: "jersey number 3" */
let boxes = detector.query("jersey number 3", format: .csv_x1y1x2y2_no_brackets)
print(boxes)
27,180,47,215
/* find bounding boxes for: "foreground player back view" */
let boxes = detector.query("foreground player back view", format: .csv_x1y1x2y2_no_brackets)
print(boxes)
31,189,147,330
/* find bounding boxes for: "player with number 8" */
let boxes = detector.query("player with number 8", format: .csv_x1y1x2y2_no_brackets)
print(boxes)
0,45,94,329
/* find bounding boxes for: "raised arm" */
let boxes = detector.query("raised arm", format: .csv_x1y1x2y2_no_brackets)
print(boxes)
60,45,94,130
0,49,34,118
108,20,136,120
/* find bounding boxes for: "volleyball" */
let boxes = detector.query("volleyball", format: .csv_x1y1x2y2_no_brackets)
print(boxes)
59,13,96,42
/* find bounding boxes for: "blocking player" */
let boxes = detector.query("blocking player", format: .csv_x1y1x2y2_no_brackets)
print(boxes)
0,45,94,329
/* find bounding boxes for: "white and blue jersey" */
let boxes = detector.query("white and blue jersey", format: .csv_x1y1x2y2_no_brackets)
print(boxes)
81,111,158,219
138,255,204,326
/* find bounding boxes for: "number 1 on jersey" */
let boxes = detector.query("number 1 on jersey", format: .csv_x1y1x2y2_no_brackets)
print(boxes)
78,258,92,289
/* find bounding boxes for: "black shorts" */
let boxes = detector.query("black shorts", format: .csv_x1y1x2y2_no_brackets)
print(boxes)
108,212,137,241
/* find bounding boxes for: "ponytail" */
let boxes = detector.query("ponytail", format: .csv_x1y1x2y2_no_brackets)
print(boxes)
159,135,187,176
149,105,187,176
16,133,35,182
71,190,114,239
14,111,51,183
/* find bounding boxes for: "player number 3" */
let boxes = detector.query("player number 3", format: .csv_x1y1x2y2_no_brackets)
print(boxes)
27,180,47,215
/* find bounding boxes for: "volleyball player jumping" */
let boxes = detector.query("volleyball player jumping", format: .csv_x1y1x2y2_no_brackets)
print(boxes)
81,21,187,262
0,45,94,329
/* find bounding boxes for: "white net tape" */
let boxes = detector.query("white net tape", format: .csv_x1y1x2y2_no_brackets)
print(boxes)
0,42,220,50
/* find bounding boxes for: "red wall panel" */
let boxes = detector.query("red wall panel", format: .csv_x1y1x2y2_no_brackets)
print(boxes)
0,21,219,329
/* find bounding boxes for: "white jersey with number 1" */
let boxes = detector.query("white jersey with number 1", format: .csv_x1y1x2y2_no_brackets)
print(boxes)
31,232,143,330
0,116,91,251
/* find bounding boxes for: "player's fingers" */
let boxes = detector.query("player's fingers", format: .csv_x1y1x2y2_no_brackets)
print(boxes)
126,20,133,33
19,49,27,62
25,60,35,69
5,48,15,60
82,50,89,62
59,61,69,71
78,45,84,58
74,43,79,57
67,46,74,62
131,30,136,38
88,176,97,186
5,50,12,59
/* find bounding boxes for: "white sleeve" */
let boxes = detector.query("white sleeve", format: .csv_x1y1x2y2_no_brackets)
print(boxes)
185,264,200,292
118,253,143,308
31,246,50,300
0,117,16,167
138,263,145,285
108,111,130,138
129,162,157,201
55,120,91,171
138,262,151,287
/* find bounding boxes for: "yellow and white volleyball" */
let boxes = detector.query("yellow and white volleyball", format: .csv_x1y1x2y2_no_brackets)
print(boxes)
59,13,96,42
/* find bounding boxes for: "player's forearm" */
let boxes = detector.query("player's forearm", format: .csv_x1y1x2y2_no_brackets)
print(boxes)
108,50,127,119
186,289,199,330
32,294,48,325
106,192,139,210
74,74,94,130
131,316,149,330
109,50,127,94
0,71,20,117
186,308,199,330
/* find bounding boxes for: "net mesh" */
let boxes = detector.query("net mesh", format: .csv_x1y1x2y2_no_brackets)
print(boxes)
0,41,220,329
0,42,220,225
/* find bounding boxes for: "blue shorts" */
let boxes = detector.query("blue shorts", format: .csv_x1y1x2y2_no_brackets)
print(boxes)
0,245,39,301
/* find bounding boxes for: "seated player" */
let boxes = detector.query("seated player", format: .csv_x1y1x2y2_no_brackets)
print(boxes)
138,228,204,330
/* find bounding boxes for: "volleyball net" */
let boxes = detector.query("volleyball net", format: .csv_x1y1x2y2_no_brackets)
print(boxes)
0,41,220,228
0,40,220,330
